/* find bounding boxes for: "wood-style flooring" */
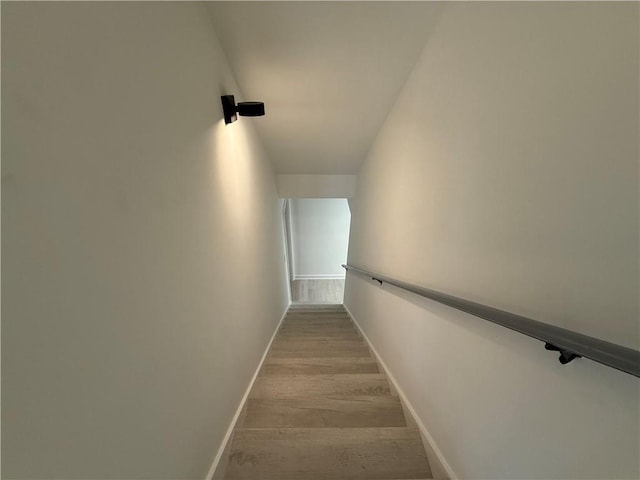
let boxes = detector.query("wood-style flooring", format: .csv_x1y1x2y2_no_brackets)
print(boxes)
220,305,432,479
291,279,345,304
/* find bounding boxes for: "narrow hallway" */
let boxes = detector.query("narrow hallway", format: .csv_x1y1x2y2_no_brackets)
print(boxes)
222,305,431,479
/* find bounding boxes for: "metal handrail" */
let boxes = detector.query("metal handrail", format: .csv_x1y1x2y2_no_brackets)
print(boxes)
343,264,640,378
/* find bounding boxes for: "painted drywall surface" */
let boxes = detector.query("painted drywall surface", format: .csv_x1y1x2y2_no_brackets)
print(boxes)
290,199,351,278
277,174,357,198
2,3,288,478
345,3,639,479
208,2,444,174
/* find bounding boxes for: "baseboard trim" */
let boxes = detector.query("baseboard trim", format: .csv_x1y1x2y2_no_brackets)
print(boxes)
293,274,346,280
204,305,290,480
343,304,458,480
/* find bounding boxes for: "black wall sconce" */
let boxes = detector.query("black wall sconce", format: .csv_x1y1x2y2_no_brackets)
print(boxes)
221,95,265,125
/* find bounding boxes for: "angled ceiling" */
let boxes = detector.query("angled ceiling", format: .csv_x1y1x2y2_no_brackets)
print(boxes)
208,2,443,174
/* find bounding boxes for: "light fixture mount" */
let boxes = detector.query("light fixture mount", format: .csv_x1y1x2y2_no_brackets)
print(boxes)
221,95,265,124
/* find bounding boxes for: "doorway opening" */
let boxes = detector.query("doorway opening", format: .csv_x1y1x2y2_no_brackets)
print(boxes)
283,198,351,304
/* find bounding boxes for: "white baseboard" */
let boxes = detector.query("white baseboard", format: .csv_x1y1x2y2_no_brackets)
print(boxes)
204,305,290,480
343,304,458,480
293,274,346,280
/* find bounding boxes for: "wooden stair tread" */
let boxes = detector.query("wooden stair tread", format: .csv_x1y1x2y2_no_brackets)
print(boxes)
272,338,367,349
250,374,391,398
225,427,432,480
286,311,350,316
275,332,363,342
282,318,354,323
262,357,380,375
278,326,358,335
288,305,345,311
274,334,364,342
283,319,353,326
288,310,346,314
243,395,406,428
286,312,348,317
268,346,371,358
284,318,352,324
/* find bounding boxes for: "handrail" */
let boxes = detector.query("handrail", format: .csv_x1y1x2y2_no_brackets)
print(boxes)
343,264,640,378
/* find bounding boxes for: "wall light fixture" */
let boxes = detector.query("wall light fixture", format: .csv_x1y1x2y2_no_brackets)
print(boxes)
221,95,265,125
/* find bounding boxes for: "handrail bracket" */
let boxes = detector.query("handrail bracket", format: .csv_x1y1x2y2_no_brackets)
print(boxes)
544,343,582,365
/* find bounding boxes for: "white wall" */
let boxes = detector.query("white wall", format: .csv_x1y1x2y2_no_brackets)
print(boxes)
1,3,288,479
277,174,357,198
345,3,639,479
290,199,351,279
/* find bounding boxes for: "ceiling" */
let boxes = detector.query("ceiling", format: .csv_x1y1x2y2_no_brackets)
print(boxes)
207,2,443,174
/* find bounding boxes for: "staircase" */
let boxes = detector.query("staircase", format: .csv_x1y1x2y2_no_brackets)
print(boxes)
221,305,432,479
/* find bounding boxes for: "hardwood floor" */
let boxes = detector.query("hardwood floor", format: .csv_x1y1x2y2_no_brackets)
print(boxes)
291,279,345,304
220,305,432,479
